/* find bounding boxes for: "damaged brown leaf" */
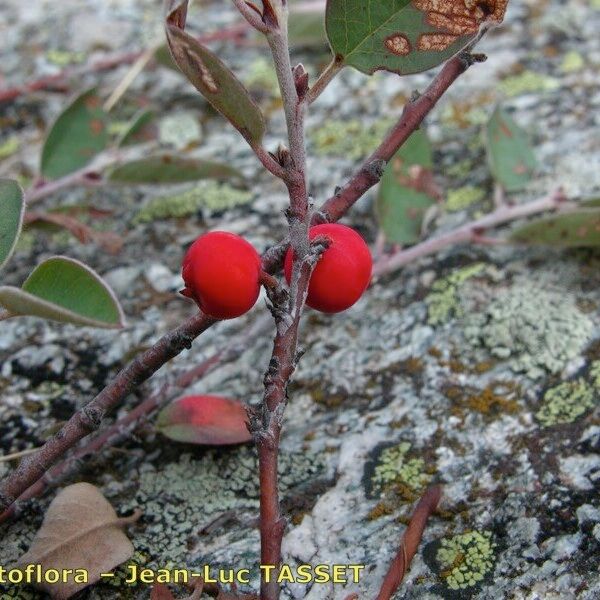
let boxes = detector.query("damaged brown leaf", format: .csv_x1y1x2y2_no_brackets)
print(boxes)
18,482,140,599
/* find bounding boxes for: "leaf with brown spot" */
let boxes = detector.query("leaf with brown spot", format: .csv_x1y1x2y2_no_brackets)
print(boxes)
41,88,109,179
18,483,140,599
165,0,265,144
325,0,509,75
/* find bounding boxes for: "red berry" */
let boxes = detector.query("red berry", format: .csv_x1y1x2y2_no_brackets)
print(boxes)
181,231,262,319
284,224,372,313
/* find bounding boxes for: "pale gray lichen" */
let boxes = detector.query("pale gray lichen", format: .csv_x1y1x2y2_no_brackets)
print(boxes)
125,447,324,565
367,442,431,500
436,530,497,591
133,182,253,223
536,378,596,427
463,283,592,378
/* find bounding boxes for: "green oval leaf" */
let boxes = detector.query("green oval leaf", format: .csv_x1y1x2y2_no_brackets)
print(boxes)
510,209,600,248
325,0,509,75
485,106,537,192
41,89,109,179
0,256,125,328
165,1,265,144
107,156,244,184
376,129,436,244
157,395,252,445
0,179,25,271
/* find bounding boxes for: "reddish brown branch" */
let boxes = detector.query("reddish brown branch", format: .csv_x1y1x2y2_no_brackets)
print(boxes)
319,53,483,223
375,485,443,600
0,312,216,513
0,314,270,525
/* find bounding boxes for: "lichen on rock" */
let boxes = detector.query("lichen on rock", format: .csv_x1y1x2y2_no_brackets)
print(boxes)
125,447,324,566
365,442,432,501
463,282,592,378
434,530,497,592
426,263,486,326
536,378,597,427
133,183,253,223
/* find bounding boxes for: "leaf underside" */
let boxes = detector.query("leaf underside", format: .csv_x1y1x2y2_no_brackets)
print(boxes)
0,179,25,271
511,209,600,247
325,0,508,75
165,1,265,144
0,256,125,328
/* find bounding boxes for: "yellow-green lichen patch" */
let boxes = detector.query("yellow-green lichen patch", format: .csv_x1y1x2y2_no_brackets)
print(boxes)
426,263,486,326
536,379,596,427
446,186,486,213
133,182,252,223
560,50,585,73
309,119,393,160
365,442,432,501
464,283,593,379
499,71,559,97
435,530,497,591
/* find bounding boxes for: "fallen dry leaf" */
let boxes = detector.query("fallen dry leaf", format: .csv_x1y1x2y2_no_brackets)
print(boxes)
156,395,252,445
18,482,140,599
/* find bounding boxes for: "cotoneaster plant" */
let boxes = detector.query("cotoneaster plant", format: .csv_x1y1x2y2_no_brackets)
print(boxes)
3,1,586,599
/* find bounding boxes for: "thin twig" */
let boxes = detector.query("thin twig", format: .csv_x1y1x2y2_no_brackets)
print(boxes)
306,57,343,105
0,448,40,463
0,314,271,525
319,52,486,223
375,485,443,600
0,312,216,513
231,0,271,34
372,189,569,277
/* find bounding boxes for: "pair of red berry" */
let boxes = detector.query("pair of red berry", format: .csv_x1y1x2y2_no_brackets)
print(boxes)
181,224,372,319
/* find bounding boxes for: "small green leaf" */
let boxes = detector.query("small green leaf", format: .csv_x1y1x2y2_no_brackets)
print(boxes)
107,156,243,184
41,89,109,179
116,109,156,147
325,0,508,75
485,106,537,192
0,179,25,271
376,129,436,244
165,0,265,144
0,256,125,328
510,209,600,247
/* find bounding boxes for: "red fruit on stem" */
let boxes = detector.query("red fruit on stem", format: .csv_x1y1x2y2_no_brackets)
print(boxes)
284,223,372,313
181,231,262,319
